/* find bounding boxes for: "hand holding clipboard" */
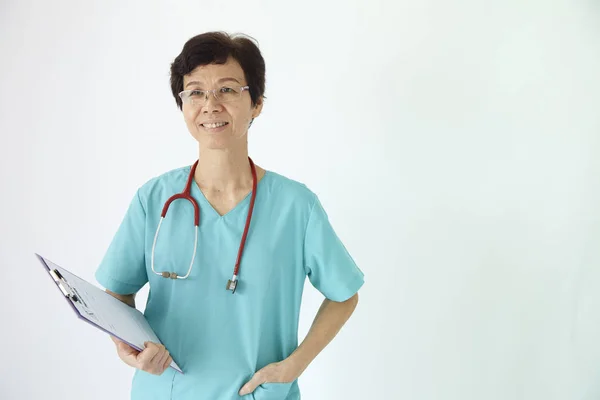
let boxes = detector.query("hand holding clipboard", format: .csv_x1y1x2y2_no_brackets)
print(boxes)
111,336,175,375
36,253,183,374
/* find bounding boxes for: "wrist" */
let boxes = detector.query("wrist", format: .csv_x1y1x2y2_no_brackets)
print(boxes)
282,351,310,381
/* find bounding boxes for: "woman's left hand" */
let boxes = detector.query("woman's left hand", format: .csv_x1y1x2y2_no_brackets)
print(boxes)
238,359,299,396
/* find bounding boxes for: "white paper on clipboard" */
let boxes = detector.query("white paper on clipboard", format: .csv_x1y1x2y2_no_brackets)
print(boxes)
36,253,183,374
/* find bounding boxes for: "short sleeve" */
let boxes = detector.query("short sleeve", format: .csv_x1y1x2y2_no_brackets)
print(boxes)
303,195,365,302
95,189,148,295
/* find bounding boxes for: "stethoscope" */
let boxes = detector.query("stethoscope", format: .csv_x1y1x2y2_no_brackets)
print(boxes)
150,157,258,294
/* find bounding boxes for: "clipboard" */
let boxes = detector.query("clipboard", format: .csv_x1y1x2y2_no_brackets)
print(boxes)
36,253,183,374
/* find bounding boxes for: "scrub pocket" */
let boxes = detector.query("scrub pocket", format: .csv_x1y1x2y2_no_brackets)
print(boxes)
252,382,293,400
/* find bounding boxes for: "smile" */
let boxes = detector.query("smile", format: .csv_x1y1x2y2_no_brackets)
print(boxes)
201,122,229,128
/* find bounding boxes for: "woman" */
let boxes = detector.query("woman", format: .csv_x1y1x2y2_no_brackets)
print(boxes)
96,31,365,400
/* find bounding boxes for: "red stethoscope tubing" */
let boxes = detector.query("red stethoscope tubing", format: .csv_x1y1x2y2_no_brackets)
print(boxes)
152,157,257,290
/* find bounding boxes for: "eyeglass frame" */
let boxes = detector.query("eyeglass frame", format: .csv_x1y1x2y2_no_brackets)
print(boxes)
178,85,251,106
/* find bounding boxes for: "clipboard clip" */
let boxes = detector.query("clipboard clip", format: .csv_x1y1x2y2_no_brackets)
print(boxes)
49,269,80,303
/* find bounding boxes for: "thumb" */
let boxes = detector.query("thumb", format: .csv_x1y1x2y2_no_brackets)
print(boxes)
118,341,139,356
239,371,265,396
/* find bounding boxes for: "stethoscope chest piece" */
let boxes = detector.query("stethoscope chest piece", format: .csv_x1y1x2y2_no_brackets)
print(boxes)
226,279,238,294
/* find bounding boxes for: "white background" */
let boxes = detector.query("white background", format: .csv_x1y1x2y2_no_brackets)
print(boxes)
1,0,599,399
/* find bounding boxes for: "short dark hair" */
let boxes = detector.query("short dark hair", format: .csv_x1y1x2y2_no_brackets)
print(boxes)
169,31,266,111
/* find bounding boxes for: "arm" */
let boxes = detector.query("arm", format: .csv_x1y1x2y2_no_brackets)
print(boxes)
239,292,360,395
106,289,136,308
286,292,359,378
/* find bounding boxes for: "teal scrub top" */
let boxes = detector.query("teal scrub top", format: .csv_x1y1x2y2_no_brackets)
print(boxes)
95,164,365,400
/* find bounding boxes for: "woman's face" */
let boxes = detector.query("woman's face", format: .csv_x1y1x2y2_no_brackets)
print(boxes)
181,57,263,150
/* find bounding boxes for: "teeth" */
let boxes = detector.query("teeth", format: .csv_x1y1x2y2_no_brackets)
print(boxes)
203,122,227,128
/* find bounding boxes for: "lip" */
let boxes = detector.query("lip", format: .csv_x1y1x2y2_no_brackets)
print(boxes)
200,121,228,126
200,121,229,132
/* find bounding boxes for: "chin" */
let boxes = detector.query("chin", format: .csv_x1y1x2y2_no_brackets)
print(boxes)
193,130,247,150
205,142,232,150
197,135,236,150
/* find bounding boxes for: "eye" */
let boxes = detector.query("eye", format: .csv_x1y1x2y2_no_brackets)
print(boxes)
190,90,205,97
220,87,235,93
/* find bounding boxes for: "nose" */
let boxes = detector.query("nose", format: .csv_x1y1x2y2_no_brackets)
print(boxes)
201,91,223,114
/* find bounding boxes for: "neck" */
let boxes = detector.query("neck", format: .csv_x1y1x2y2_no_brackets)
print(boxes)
195,146,254,193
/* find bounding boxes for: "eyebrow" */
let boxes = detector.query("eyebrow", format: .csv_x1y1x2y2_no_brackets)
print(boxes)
185,77,241,88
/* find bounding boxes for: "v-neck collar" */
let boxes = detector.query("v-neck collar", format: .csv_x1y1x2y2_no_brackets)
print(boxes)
188,166,269,219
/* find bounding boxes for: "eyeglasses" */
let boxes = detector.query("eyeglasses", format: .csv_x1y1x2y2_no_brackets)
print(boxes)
178,86,250,107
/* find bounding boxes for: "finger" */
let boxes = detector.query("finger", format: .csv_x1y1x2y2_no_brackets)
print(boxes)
146,344,168,374
149,344,167,365
162,355,173,372
155,348,170,372
239,371,266,396
137,342,161,368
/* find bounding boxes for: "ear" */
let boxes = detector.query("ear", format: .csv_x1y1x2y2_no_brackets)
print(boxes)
251,97,264,119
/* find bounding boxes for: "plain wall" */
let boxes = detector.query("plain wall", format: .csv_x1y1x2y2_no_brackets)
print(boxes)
1,0,599,399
